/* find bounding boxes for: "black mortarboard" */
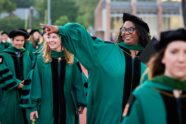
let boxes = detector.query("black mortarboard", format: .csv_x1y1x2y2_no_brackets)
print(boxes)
154,28,186,50
139,37,158,63
123,13,150,33
29,29,41,35
9,29,29,39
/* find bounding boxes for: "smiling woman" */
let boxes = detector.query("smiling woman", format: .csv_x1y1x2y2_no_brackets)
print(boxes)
41,12,150,124
121,28,186,124
118,13,150,47
46,33,62,52
121,21,139,45
116,13,150,111
29,32,87,124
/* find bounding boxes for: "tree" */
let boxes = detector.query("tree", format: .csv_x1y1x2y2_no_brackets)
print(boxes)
54,16,69,25
51,0,79,23
33,0,79,24
74,0,99,27
0,16,24,32
76,15,89,28
27,0,99,26
0,0,16,13
10,0,33,8
182,0,186,27
33,0,47,24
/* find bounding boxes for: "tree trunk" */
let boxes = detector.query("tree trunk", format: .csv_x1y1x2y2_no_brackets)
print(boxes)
182,0,186,27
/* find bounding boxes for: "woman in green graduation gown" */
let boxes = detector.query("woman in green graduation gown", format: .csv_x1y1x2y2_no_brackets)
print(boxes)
121,28,186,124
24,29,44,62
117,13,150,110
0,29,32,124
42,13,149,124
29,32,87,124
25,29,43,53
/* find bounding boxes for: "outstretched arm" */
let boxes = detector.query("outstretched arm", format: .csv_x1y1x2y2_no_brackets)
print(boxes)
42,23,114,70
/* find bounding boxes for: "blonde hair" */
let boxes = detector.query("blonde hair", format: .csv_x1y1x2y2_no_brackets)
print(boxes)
42,41,74,64
29,33,44,47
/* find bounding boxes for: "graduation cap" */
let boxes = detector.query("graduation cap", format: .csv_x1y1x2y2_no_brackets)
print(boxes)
29,29,41,35
9,29,29,39
139,37,158,63
123,13,150,33
154,28,186,50
139,28,186,63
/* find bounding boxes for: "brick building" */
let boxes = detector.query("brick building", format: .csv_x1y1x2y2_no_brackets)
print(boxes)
94,0,183,41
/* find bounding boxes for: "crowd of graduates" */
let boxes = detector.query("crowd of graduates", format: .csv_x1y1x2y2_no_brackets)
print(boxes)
0,12,186,124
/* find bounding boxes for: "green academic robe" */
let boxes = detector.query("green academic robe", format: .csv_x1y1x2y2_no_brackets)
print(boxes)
0,42,10,98
0,46,32,124
0,42,11,52
24,41,43,61
121,75,186,124
24,41,43,54
29,51,87,124
57,23,147,124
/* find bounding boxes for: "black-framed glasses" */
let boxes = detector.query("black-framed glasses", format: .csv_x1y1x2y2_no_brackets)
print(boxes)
120,27,136,34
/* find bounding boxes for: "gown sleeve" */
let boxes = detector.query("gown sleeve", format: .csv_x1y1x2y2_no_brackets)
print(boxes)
58,23,118,70
29,57,42,111
0,56,21,91
71,61,87,108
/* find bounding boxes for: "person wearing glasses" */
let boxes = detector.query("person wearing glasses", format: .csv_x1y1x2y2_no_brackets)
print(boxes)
41,12,150,124
121,28,186,124
117,13,150,112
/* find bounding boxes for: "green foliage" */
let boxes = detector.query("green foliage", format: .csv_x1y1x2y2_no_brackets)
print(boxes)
76,15,89,28
74,0,99,26
10,0,34,8
33,0,46,23
0,16,24,32
0,0,16,13
54,16,69,26
0,0,99,30
51,0,78,23
34,0,79,24
30,18,44,29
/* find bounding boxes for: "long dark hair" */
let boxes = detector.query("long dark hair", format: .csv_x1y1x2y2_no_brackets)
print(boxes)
135,23,150,47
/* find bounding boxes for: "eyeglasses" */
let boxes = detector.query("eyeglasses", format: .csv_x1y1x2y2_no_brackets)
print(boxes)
120,27,136,34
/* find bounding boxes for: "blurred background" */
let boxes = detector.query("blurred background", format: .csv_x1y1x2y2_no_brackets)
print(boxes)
0,0,185,41
0,1,185,124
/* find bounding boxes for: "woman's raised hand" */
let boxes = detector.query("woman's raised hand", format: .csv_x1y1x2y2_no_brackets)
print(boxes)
40,24,59,34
